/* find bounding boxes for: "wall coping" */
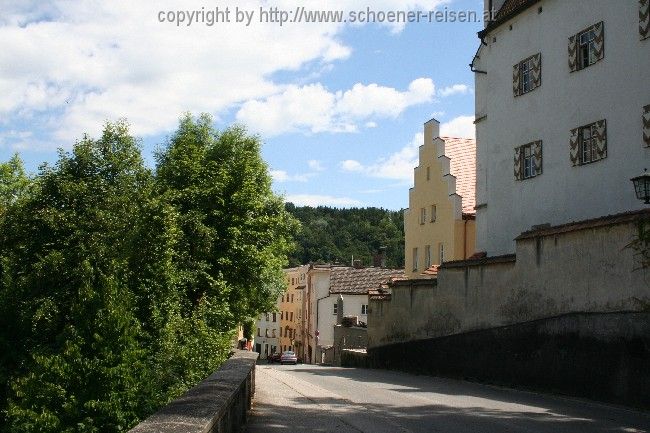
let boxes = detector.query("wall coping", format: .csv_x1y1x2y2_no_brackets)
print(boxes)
129,350,258,433
441,254,517,269
516,209,649,241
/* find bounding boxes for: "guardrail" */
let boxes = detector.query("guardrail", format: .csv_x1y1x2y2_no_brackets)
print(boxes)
129,350,258,433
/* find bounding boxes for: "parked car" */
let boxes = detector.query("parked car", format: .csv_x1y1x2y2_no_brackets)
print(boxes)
267,352,281,364
280,350,298,365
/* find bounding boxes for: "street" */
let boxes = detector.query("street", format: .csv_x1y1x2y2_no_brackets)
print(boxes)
246,364,650,433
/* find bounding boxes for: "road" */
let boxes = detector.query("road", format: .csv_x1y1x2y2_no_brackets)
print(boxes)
246,363,650,433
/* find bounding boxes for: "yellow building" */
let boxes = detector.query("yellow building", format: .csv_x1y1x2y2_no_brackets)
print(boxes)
404,118,476,279
279,266,308,358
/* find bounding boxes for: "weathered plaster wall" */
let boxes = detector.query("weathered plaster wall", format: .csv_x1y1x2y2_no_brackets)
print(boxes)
369,212,650,348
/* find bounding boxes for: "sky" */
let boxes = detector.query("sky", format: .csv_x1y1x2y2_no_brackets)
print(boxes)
0,0,483,210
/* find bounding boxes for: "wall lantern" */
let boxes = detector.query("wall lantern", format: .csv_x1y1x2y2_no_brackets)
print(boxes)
631,169,650,204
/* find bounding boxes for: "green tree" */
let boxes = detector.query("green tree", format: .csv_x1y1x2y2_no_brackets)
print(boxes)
155,114,299,330
0,115,295,432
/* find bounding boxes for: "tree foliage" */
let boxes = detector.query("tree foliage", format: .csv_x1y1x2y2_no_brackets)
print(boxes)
285,204,404,268
0,115,296,432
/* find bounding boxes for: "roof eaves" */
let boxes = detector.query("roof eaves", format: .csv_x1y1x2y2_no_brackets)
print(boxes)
478,0,541,39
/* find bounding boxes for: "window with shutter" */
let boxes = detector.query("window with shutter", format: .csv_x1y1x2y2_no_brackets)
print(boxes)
643,105,650,147
570,22,604,72
641,0,650,40
514,54,541,97
572,120,607,166
515,141,542,180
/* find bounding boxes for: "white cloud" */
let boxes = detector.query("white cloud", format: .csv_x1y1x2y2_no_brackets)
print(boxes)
438,84,471,97
340,132,423,181
307,160,325,171
236,78,435,136
0,0,447,149
340,160,364,172
285,194,362,207
365,121,378,128
270,170,310,183
440,115,475,139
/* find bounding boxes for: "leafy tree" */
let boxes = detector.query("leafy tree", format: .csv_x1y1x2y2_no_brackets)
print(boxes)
286,205,405,268
0,116,295,432
155,114,299,329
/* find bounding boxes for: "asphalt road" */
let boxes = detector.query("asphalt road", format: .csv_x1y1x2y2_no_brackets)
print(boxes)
246,363,650,433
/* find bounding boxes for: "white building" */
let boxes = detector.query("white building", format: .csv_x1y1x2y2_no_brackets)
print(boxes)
307,265,404,364
472,0,650,255
254,308,280,359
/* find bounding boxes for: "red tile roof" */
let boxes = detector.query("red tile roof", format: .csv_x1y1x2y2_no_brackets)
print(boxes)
441,137,476,215
330,267,405,295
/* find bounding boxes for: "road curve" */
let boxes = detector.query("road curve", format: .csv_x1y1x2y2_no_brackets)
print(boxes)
246,364,649,433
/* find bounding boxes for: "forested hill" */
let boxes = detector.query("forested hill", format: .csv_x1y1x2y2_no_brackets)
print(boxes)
285,203,405,269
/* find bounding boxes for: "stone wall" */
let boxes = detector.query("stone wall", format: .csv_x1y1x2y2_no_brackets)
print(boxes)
333,324,368,366
369,210,650,348
129,350,258,433
368,312,650,408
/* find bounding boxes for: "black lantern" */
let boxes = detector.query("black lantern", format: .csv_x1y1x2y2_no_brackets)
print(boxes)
631,169,650,204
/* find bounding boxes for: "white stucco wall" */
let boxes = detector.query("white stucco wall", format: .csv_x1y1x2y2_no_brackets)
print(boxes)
474,0,650,255
316,293,368,348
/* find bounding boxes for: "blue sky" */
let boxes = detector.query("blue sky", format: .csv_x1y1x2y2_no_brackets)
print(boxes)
0,0,482,210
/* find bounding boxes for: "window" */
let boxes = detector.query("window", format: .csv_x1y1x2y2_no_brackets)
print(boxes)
281,295,284,302
333,303,338,315
412,247,419,271
513,54,541,96
290,312,293,321
272,312,276,322
265,329,269,337
426,166,431,180
580,124,597,164
514,141,542,180
569,22,604,72
291,294,294,303
257,328,261,337
425,245,432,268
361,304,368,315
579,28,597,69
272,329,276,338
439,243,445,264
420,208,426,225
570,120,607,166
430,205,437,222
265,313,270,321
280,311,284,320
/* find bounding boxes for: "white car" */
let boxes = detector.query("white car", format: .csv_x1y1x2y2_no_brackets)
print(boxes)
280,351,298,365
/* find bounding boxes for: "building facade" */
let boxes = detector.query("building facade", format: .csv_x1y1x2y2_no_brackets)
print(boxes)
473,0,650,255
254,309,279,359
404,119,477,278
307,265,404,364
279,266,307,356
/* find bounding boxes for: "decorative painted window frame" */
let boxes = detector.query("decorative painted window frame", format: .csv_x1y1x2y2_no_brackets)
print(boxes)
514,141,543,180
641,0,650,40
569,21,605,72
513,53,541,97
643,104,650,148
570,120,607,166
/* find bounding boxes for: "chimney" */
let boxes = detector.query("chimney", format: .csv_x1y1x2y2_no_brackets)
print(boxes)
373,246,387,268
336,295,344,325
